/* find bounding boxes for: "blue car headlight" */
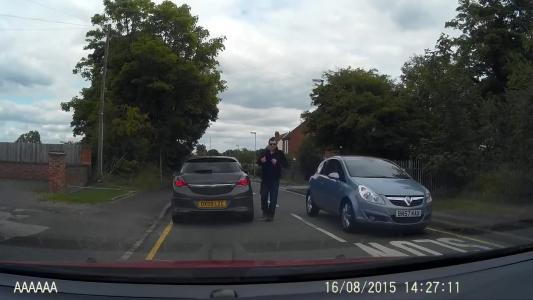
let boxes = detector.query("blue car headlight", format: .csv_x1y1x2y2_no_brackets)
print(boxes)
424,188,433,203
426,193,433,203
358,185,385,205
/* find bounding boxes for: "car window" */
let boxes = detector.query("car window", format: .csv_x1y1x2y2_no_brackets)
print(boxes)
316,161,325,174
319,160,331,176
328,159,345,180
182,160,241,173
344,158,410,179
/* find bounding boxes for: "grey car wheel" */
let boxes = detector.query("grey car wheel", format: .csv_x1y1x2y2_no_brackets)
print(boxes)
242,210,254,222
306,192,319,216
340,201,356,232
172,213,184,224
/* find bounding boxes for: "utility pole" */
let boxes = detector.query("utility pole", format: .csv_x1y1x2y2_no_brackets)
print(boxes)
97,26,110,182
250,131,256,176
209,136,212,151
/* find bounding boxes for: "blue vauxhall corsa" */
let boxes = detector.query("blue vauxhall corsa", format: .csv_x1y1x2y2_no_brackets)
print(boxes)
306,156,432,233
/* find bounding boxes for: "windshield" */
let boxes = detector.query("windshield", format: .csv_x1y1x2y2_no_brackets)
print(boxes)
182,160,241,173
345,158,410,179
1,0,532,289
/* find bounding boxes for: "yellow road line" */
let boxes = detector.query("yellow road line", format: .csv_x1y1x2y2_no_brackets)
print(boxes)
427,227,504,248
145,221,173,260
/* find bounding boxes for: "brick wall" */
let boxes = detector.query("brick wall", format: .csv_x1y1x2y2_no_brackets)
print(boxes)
66,166,90,186
0,162,48,181
0,161,90,186
287,126,305,156
48,152,66,193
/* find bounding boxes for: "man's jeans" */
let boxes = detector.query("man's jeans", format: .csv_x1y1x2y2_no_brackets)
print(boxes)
260,180,279,216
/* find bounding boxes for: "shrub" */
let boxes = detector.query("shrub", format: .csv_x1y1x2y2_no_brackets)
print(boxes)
297,136,323,181
470,166,533,201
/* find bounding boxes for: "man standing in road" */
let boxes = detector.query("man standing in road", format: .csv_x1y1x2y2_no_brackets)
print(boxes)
257,137,288,221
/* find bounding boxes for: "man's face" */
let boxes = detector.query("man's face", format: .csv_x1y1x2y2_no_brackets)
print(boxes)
269,140,277,150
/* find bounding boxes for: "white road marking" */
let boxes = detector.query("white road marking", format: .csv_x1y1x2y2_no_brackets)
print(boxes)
0,211,48,241
436,237,492,251
431,217,533,243
426,227,505,248
356,238,494,258
482,230,533,243
389,241,442,256
413,239,468,253
119,202,171,261
0,221,48,241
355,242,409,257
290,213,347,243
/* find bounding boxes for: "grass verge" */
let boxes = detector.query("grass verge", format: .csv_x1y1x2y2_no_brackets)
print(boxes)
96,166,170,191
433,194,532,217
42,189,129,204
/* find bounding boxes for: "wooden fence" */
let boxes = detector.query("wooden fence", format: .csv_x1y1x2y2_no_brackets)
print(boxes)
0,142,82,165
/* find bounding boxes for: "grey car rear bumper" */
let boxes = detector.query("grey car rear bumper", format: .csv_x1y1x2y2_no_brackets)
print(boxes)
171,192,253,214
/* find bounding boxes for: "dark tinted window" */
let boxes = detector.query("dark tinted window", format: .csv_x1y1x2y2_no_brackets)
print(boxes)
319,160,331,175
182,158,241,173
326,159,345,180
344,158,409,179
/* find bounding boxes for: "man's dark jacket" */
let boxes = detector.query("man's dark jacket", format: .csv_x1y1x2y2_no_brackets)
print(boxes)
256,148,288,183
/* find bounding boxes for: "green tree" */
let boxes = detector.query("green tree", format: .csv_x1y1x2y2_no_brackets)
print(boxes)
297,136,323,180
399,0,533,191
207,149,220,156
443,0,533,166
61,0,225,173
15,130,41,143
196,144,207,156
302,67,420,160
400,48,482,184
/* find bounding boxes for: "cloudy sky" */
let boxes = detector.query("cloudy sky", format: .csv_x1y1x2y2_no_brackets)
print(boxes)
0,0,458,151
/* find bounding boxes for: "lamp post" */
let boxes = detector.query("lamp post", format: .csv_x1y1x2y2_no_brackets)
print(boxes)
250,131,257,176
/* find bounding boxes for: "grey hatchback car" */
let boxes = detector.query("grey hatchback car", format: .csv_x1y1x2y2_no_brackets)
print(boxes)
171,156,254,222
306,156,432,233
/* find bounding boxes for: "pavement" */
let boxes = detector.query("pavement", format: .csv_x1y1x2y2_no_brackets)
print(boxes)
1,179,532,263
0,179,170,262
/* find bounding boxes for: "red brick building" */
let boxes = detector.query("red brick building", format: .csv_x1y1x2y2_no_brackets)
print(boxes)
278,121,307,157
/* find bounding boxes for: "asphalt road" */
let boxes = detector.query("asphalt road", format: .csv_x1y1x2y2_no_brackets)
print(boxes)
1,180,532,263
132,182,517,262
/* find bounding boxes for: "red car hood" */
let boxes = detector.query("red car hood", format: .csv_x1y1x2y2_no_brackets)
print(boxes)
0,258,393,269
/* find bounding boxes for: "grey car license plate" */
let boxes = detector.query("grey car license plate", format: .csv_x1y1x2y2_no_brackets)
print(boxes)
395,210,422,217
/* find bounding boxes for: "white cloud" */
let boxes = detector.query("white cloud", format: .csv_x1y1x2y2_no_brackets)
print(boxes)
201,103,302,151
0,0,459,151
0,99,79,143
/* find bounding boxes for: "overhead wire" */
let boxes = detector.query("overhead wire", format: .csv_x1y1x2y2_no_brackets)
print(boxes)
22,0,83,20
0,13,91,27
0,27,87,31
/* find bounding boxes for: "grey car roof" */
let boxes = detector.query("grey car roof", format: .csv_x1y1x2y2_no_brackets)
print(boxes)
329,155,389,161
186,156,239,161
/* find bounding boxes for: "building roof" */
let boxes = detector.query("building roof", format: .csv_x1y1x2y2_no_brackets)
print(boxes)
283,121,307,140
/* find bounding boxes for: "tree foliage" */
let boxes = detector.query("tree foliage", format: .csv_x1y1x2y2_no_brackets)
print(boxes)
195,144,207,156
15,130,41,144
61,0,225,173
302,68,421,160
297,136,323,180
304,0,532,194
206,149,220,156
